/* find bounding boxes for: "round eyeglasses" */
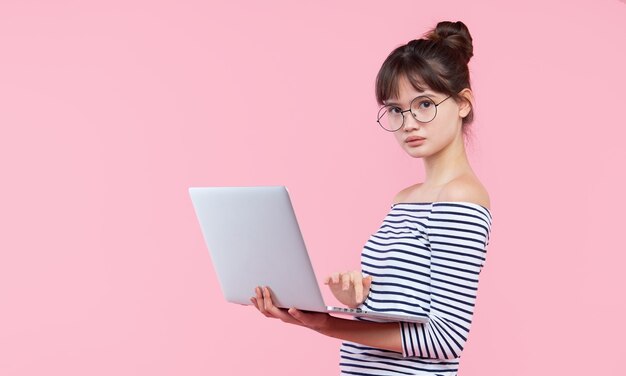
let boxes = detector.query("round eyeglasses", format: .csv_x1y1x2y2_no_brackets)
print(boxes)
376,95,452,132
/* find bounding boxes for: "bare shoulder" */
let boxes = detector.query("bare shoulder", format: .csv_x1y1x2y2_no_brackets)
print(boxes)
391,183,423,205
437,175,491,210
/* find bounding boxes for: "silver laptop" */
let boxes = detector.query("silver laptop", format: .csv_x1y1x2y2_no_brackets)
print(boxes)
188,186,429,323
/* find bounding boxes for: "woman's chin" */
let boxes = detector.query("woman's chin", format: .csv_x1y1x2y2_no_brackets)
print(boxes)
403,147,427,158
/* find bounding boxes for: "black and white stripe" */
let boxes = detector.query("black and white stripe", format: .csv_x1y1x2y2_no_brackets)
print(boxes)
340,202,492,375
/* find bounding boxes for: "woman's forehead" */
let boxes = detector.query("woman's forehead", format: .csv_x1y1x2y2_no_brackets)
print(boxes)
385,88,440,105
385,75,438,103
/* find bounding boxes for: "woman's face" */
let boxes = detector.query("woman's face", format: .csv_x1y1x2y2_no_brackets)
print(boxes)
384,75,464,159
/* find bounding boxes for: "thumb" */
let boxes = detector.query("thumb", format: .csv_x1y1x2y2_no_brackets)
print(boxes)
288,308,301,318
363,275,373,288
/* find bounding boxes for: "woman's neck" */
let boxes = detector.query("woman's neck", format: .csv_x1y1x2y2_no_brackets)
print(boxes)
422,133,473,187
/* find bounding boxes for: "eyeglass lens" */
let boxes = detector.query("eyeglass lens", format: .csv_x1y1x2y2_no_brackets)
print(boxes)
377,96,438,131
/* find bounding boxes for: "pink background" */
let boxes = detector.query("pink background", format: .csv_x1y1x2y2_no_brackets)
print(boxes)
1,0,625,375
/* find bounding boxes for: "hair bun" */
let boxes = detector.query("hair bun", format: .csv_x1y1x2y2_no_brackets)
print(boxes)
426,21,473,64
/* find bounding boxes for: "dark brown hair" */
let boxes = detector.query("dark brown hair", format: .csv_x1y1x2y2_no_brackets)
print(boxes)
375,21,475,130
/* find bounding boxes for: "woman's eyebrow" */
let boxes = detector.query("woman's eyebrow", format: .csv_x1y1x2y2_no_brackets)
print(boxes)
383,100,401,106
417,92,438,98
384,93,438,105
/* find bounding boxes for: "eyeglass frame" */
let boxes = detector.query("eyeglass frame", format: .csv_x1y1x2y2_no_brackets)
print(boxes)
376,94,453,132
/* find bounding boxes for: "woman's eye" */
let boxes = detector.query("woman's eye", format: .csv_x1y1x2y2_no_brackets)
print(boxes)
419,101,432,109
388,106,402,114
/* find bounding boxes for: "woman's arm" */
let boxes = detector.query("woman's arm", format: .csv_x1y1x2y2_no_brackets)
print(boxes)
315,314,402,353
397,202,492,359
252,286,402,353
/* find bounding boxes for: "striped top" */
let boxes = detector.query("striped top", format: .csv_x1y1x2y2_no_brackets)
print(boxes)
339,201,493,376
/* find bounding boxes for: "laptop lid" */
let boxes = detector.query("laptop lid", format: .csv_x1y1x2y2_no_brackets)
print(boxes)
189,186,328,312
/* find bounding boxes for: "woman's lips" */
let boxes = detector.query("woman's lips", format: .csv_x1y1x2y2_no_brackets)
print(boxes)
406,137,425,146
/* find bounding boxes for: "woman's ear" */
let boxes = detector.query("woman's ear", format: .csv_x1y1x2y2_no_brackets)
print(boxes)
457,88,474,119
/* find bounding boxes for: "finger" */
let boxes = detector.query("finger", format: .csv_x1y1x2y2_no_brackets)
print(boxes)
323,275,331,285
262,286,272,310
256,286,272,317
254,286,265,314
362,276,372,301
331,272,340,284
363,275,373,289
250,297,259,310
262,286,283,315
352,272,364,303
288,308,304,324
263,287,297,323
288,308,312,328
341,272,351,290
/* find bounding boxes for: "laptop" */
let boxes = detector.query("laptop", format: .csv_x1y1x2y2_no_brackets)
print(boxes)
188,186,429,323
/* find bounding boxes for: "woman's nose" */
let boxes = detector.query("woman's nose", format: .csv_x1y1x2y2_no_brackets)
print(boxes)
403,113,420,131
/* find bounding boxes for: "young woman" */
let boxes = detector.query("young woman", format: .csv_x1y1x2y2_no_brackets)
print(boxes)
251,20,493,376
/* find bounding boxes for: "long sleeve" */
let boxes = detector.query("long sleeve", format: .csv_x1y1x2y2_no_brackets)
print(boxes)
399,202,492,360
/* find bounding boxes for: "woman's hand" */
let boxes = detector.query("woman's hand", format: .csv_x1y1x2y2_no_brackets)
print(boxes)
324,271,372,308
250,286,331,332
250,286,403,354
